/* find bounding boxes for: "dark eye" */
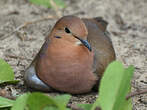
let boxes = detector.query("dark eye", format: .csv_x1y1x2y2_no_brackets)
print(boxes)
64,27,71,33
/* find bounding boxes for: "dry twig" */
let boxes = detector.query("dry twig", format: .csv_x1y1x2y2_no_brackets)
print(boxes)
5,54,32,61
50,0,62,17
126,89,147,100
0,15,58,40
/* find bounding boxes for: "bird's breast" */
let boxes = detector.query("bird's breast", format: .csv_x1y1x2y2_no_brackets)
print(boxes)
35,42,97,93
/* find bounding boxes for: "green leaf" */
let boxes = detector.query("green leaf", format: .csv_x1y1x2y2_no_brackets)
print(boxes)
26,92,58,110
54,94,71,110
29,0,51,8
11,93,29,110
118,66,133,110
0,80,19,85
43,106,71,110
0,96,14,108
0,108,10,110
92,61,134,110
26,93,71,110
43,106,59,110
53,0,65,8
78,104,93,110
29,0,65,8
120,98,132,110
0,59,19,84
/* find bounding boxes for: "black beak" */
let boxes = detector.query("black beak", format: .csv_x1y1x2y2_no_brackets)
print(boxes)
73,34,92,52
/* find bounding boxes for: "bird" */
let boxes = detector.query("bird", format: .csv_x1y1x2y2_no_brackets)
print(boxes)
24,15,116,94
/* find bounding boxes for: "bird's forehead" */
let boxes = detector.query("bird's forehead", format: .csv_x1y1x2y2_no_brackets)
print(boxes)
55,16,88,37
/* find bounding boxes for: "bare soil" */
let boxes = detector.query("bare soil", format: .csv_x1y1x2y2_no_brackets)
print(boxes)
0,0,147,110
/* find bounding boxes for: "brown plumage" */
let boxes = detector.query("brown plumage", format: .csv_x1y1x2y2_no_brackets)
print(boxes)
24,16,116,94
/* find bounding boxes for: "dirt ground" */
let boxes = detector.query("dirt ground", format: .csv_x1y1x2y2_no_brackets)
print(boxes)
0,0,147,110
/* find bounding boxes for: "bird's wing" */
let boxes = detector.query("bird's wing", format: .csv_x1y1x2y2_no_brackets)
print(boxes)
82,18,116,77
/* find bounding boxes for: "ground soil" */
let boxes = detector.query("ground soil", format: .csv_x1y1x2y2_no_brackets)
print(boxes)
0,0,147,110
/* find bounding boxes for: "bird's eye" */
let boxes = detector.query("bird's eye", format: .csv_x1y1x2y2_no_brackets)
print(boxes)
64,27,71,33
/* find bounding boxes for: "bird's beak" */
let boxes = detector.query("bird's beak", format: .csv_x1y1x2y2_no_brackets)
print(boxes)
73,34,92,52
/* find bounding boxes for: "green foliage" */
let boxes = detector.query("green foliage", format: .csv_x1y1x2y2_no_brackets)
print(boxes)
27,93,57,110
11,93,29,110
29,0,65,8
78,104,93,110
91,61,134,110
53,0,65,8
0,61,134,110
27,93,71,110
53,94,71,109
0,59,19,84
0,96,15,108
0,92,71,110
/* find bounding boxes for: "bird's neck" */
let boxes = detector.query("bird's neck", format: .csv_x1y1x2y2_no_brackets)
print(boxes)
48,40,93,64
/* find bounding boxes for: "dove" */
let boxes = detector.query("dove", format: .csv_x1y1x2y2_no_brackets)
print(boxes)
24,16,116,94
